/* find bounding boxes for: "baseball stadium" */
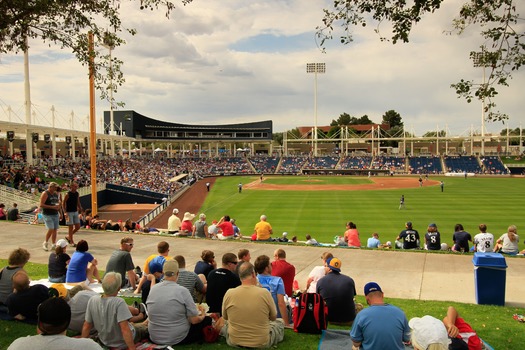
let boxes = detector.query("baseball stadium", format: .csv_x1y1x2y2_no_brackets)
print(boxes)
0,109,524,349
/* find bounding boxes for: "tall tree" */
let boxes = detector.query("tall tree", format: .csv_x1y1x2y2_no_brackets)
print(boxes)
330,113,353,126
317,0,524,122
0,0,192,103
357,115,373,125
382,110,403,128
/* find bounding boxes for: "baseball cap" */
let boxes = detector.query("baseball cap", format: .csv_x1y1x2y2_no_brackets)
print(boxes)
56,239,68,248
429,223,437,228
409,315,450,350
173,208,179,214
326,257,341,273
282,232,288,237
163,259,179,275
38,297,71,332
49,283,68,299
364,282,382,296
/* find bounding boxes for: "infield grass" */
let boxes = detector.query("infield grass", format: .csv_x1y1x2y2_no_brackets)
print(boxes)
200,176,525,249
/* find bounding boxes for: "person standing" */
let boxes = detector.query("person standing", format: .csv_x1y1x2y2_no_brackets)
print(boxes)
396,222,420,249
440,181,444,192
206,182,210,192
418,176,423,187
254,215,273,241
473,224,494,252
105,237,138,289
451,224,472,253
167,208,181,235
206,253,241,315
424,223,441,251
316,257,356,326
221,262,284,348
40,182,61,251
271,249,296,297
350,282,410,350
63,182,83,246
238,183,242,193
399,195,405,209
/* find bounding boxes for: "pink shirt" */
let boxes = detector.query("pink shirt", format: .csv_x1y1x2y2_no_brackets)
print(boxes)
345,229,361,247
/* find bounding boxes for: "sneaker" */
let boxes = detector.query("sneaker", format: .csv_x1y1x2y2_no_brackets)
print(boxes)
50,244,56,250
139,302,148,318
42,241,49,251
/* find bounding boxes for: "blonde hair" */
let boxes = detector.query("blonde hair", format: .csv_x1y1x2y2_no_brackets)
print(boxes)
508,225,518,242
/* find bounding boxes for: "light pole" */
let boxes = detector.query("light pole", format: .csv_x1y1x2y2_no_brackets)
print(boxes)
102,32,115,156
472,49,486,156
306,63,325,157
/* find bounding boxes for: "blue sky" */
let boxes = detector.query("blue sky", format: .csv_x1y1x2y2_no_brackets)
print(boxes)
0,0,523,136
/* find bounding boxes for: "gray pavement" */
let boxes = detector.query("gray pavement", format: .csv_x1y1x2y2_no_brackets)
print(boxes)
1,221,524,307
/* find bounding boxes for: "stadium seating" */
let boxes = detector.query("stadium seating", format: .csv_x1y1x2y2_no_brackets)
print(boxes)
481,156,509,174
409,156,443,174
443,156,482,174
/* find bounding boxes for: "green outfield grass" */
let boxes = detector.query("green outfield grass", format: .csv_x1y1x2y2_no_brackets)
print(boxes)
201,176,525,249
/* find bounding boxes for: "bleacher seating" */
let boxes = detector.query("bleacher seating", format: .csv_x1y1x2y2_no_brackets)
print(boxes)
303,156,340,169
249,157,280,173
481,156,509,174
409,156,443,174
443,156,482,174
277,157,307,173
370,156,406,172
337,156,372,170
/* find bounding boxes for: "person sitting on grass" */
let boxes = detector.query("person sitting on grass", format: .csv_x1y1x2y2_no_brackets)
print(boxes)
305,234,319,246
0,248,30,318
81,272,148,350
8,297,103,350
494,225,519,255
442,306,483,350
134,241,171,295
48,239,70,283
65,240,102,284
6,270,49,324
409,315,450,350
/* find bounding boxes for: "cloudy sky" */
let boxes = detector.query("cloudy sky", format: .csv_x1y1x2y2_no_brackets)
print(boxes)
1,0,523,136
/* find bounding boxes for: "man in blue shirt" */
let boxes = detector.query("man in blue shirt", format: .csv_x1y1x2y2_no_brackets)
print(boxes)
350,282,410,350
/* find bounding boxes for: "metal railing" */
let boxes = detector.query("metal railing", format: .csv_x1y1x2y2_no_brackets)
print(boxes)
0,185,39,211
137,185,189,227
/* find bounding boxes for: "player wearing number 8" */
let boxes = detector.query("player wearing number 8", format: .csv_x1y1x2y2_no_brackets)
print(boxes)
395,222,420,249
473,224,494,252
424,223,441,250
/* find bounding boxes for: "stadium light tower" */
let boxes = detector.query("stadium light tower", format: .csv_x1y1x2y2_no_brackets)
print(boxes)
472,49,486,156
306,63,326,157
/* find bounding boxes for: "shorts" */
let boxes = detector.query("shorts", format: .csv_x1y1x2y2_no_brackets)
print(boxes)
66,211,80,225
43,213,60,230
49,275,66,283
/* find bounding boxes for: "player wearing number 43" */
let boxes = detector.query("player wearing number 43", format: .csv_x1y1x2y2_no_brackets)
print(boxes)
395,222,420,250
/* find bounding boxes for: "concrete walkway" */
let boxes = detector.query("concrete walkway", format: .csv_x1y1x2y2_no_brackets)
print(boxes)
1,221,524,307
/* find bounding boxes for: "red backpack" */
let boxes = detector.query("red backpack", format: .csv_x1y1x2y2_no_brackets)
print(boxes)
292,293,328,334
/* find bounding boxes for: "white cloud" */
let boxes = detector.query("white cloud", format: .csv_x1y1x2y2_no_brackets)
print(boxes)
0,0,523,137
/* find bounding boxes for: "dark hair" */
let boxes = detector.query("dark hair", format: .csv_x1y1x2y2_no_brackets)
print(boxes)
223,215,231,222
174,255,186,268
38,297,71,335
222,252,237,265
238,249,250,260
254,255,270,274
201,250,214,262
157,241,169,254
347,222,357,229
76,240,89,252
454,224,464,232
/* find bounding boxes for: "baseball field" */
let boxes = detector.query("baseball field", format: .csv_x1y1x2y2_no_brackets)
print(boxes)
199,175,524,250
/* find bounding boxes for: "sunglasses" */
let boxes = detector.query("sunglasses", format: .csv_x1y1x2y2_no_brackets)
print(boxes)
125,243,134,247
229,261,238,265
